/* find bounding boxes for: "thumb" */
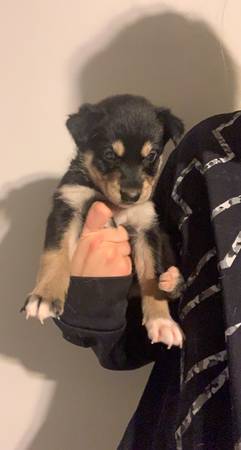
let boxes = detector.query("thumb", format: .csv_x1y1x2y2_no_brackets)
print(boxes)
82,201,113,234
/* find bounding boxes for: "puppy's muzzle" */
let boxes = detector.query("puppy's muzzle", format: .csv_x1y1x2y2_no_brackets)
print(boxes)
120,188,141,203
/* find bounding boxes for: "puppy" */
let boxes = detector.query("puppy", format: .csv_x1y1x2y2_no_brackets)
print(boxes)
21,94,184,348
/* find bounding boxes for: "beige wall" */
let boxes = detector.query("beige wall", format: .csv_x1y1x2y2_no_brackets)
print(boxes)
0,1,240,449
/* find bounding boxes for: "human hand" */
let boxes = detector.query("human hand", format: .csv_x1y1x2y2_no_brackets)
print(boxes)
70,202,132,277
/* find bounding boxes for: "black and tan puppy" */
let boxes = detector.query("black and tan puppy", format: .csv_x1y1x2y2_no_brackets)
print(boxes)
21,94,184,348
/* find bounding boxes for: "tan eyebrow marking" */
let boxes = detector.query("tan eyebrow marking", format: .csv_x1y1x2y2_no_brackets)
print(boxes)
112,140,125,157
141,141,153,157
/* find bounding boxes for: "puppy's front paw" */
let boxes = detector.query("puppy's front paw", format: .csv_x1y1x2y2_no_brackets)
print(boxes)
20,294,64,324
143,316,183,348
159,266,184,299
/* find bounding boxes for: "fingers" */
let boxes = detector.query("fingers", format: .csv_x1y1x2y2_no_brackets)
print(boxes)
119,241,131,256
81,201,129,242
100,240,131,256
81,224,129,244
82,202,113,234
71,201,132,277
118,256,132,276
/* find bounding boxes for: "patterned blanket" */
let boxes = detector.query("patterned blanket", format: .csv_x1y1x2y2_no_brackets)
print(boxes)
119,111,241,450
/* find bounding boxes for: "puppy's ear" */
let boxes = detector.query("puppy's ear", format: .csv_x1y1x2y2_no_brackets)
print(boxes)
66,104,105,147
156,108,184,146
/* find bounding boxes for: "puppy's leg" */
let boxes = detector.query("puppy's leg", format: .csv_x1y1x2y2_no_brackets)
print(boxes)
21,184,97,323
22,212,79,323
158,230,184,299
159,266,184,299
134,232,183,348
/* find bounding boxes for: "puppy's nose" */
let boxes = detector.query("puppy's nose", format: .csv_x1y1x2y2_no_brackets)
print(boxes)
121,189,141,203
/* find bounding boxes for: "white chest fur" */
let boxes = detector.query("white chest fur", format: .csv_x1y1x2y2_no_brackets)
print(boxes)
113,202,157,232
58,184,157,233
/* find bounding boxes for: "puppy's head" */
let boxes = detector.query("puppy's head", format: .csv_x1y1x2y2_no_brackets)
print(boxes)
66,95,184,207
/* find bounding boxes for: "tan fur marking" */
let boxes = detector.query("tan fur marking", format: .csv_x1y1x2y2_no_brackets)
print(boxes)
138,178,154,202
84,151,107,194
159,266,181,293
141,141,152,158
33,248,69,304
99,224,181,346
83,150,162,207
84,151,122,205
138,155,163,203
112,140,125,157
134,233,171,323
67,215,81,260
151,155,164,193
32,216,80,304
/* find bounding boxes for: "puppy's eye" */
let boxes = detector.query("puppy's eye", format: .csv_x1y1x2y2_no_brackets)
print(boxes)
103,148,116,161
145,151,157,163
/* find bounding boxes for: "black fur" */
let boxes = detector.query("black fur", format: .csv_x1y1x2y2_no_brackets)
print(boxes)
23,95,185,334
44,198,74,249
45,95,184,251
45,94,184,268
145,226,184,300
66,94,184,198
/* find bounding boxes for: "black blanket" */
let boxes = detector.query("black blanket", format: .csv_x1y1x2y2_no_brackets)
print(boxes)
119,112,241,450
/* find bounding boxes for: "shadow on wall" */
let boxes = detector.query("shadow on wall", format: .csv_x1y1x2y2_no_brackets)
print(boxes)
74,11,237,128
0,178,146,450
0,11,237,450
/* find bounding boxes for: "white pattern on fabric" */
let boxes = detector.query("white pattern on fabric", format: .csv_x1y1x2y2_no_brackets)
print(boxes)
173,112,241,450
211,195,241,220
175,368,229,450
180,284,221,320
219,231,241,269
207,111,241,170
234,439,241,450
225,322,241,338
186,249,216,287
171,159,203,229
171,112,241,230
184,350,227,384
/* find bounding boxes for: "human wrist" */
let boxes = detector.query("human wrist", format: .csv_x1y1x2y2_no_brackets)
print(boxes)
60,275,133,330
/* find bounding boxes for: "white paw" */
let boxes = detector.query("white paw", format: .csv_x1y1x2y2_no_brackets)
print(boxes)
21,294,64,324
143,316,183,348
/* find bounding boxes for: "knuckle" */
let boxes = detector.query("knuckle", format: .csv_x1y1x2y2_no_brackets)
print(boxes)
105,247,116,262
118,257,132,275
118,225,128,240
89,236,101,251
125,242,131,253
119,241,131,255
